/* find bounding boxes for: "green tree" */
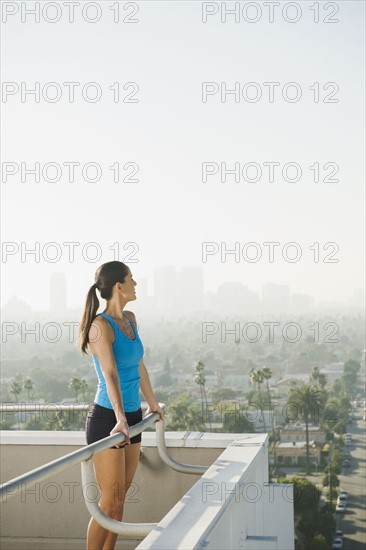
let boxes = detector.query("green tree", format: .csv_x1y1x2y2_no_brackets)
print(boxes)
262,366,273,430
68,377,82,402
333,378,342,397
23,378,34,401
194,361,210,428
310,366,320,386
45,410,72,431
153,389,171,405
79,379,88,401
249,368,266,432
298,509,318,549
309,366,327,390
322,472,339,488
326,395,351,434
25,416,46,430
333,420,347,435
10,380,22,403
316,509,336,544
278,476,321,549
0,416,15,430
221,402,255,433
210,387,238,404
344,358,361,374
262,366,272,396
341,359,360,396
311,534,328,550
167,395,204,431
287,384,323,474
318,373,327,389
324,485,338,507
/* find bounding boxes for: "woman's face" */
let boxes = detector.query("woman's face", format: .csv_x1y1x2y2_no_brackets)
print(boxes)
118,269,137,300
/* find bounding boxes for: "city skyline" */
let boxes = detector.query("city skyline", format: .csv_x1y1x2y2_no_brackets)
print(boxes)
1,267,364,317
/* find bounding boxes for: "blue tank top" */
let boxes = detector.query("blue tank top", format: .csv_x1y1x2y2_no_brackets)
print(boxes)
92,311,144,412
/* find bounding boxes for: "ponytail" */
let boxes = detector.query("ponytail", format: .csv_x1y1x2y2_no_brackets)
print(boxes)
78,261,129,355
79,284,100,355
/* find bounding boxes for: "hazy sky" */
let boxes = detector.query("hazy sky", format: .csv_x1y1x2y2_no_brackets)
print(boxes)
1,0,365,310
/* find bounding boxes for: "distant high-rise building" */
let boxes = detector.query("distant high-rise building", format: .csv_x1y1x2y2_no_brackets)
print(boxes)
176,266,204,313
261,283,290,313
349,288,365,309
154,266,176,313
50,272,67,312
215,282,260,315
291,293,314,312
1,295,32,320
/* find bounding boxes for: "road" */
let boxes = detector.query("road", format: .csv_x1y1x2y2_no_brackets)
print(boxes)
335,409,366,549
276,407,366,548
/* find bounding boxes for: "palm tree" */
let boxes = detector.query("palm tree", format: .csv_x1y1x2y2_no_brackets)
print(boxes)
235,337,240,360
10,380,22,403
68,378,82,402
23,378,34,401
79,379,88,402
249,368,267,433
287,384,323,474
194,361,211,429
310,366,320,386
262,366,273,432
332,379,342,397
318,373,327,389
262,367,272,404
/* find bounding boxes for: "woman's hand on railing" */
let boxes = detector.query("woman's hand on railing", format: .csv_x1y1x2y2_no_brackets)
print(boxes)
110,418,131,447
145,404,164,422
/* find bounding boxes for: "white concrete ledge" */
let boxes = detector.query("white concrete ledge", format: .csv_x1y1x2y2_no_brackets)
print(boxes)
137,437,294,550
0,430,265,448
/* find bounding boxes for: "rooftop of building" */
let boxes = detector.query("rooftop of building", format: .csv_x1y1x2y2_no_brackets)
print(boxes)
1,425,295,550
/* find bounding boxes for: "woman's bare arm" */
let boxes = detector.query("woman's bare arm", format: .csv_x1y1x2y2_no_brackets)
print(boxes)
139,359,164,421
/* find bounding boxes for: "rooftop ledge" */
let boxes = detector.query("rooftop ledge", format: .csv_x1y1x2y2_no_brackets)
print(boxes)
0,429,265,448
1,431,294,550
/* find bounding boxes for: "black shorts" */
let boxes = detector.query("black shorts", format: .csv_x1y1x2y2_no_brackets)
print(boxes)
86,403,143,447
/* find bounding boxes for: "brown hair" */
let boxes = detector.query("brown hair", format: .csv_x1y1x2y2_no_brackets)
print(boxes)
78,261,130,355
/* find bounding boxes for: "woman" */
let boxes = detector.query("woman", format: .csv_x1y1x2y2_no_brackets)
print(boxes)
79,261,164,550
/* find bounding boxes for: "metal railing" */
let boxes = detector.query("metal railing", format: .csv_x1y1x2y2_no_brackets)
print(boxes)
0,402,207,538
155,421,206,474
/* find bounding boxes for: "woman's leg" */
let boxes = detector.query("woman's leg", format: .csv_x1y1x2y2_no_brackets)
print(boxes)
86,448,126,550
102,442,141,550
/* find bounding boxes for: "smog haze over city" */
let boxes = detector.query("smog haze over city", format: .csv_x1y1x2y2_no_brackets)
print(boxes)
1,0,364,321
